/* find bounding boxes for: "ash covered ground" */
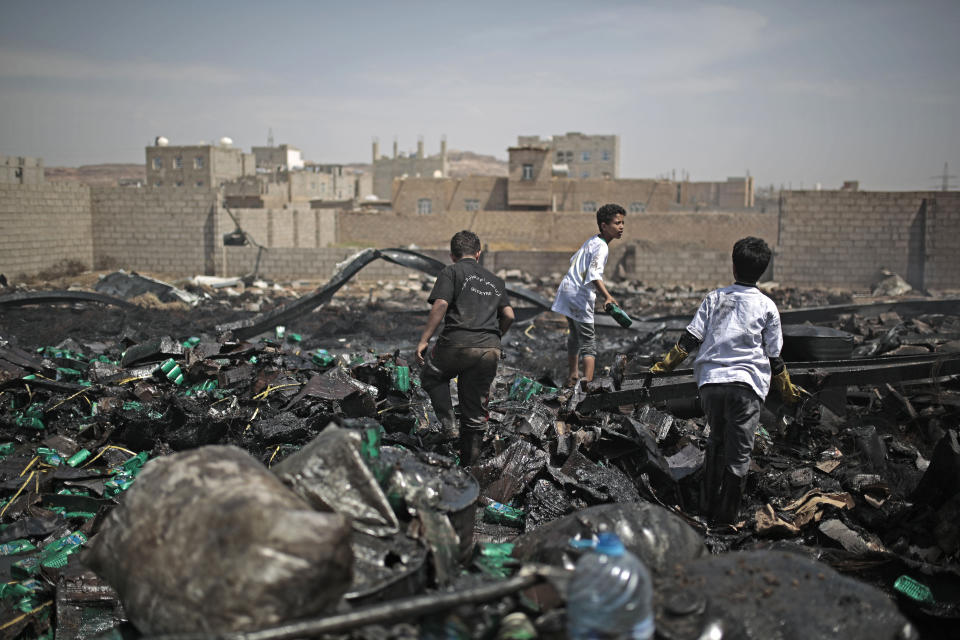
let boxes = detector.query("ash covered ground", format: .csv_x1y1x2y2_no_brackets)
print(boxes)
0,267,958,639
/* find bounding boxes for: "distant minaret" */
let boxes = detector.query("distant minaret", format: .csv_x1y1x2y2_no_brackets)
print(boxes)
268,127,274,147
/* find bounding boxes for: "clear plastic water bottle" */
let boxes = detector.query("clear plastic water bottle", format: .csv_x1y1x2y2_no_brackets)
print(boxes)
566,532,655,640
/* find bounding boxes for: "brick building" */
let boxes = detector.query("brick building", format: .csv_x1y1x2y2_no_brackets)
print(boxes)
145,138,255,188
389,144,674,216
251,144,304,172
0,155,44,184
518,132,620,179
371,137,448,200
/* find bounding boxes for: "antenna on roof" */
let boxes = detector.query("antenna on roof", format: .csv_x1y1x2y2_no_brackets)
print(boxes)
268,128,274,147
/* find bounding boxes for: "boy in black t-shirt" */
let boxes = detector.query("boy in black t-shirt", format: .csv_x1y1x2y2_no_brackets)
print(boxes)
416,231,515,465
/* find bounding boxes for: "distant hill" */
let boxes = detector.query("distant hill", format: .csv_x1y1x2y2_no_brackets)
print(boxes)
45,149,507,187
446,150,508,177
344,149,507,178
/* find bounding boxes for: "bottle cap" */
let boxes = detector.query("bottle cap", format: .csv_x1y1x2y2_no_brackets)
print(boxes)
595,532,626,555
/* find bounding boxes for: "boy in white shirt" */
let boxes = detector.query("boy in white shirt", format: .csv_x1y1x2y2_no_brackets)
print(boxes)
551,204,625,390
650,237,804,526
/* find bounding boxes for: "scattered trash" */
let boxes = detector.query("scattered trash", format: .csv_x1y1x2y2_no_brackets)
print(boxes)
1,259,958,637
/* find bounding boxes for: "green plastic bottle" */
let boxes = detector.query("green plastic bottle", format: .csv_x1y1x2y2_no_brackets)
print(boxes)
605,302,633,328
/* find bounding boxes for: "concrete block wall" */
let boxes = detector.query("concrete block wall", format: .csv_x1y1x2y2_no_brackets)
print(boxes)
0,183,93,277
90,187,220,276
222,246,449,282
338,209,777,255
924,193,960,290
777,190,960,289
226,208,335,249
489,246,733,289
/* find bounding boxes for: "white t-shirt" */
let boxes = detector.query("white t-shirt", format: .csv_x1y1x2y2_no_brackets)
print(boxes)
551,235,609,323
686,284,783,399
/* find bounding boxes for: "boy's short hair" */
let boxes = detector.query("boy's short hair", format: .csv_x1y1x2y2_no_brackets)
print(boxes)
450,230,482,258
596,203,626,230
732,237,772,283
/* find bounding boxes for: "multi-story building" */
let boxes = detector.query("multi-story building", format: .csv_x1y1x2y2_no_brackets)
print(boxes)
251,144,305,172
517,132,620,179
388,145,753,217
145,137,255,188
371,137,448,200
0,155,44,184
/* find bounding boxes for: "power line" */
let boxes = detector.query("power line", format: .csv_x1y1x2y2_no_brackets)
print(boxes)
929,162,958,191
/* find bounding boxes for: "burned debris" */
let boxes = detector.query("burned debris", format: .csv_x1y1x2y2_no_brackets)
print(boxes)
0,257,958,639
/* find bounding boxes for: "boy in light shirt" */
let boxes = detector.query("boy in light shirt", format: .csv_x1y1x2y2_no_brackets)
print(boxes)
551,204,625,390
650,237,804,526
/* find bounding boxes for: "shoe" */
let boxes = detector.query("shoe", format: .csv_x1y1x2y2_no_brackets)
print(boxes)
421,424,459,446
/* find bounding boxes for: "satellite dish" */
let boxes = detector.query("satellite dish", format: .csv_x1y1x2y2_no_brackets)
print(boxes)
432,169,442,178
155,136,169,146
219,137,233,147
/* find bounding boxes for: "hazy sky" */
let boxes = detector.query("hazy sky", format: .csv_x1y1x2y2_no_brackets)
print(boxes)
1,1,958,190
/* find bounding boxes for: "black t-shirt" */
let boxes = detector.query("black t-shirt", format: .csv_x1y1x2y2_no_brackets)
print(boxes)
428,258,510,348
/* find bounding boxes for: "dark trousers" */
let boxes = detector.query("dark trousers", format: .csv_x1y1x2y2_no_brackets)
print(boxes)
421,345,500,432
699,383,762,477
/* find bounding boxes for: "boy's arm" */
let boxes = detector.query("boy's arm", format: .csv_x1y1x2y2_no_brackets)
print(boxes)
415,299,449,366
498,304,515,336
770,356,805,404
591,278,617,309
650,330,700,373
652,295,710,373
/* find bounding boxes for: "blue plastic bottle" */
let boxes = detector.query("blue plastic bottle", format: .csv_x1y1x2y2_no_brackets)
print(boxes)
566,532,654,640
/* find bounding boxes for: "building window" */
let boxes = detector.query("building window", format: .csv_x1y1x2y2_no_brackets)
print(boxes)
629,202,646,213
152,157,162,170
194,156,204,169
465,198,480,211
565,151,573,162
196,181,204,187
581,151,591,162
522,164,534,180
175,180,184,187
582,201,596,213
417,198,433,215
173,156,183,169
581,171,590,179
154,181,162,187
602,150,611,162
555,151,564,163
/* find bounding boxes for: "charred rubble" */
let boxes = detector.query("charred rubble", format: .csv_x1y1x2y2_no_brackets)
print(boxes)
0,257,957,640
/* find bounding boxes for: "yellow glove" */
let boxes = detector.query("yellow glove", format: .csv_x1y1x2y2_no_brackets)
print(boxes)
650,344,688,373
772,368,805,404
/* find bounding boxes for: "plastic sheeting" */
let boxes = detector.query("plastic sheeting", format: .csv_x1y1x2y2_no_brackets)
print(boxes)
84,445,353,635
272,424,400,537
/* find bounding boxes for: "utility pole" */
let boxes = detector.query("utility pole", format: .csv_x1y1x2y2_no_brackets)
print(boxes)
268,128,274,147
930,162,957,191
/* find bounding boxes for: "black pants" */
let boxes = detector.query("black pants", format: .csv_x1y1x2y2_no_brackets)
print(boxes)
699,383,762,477
421,344,500,432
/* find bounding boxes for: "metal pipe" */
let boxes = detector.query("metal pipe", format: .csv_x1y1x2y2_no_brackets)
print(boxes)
146,566,548,640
